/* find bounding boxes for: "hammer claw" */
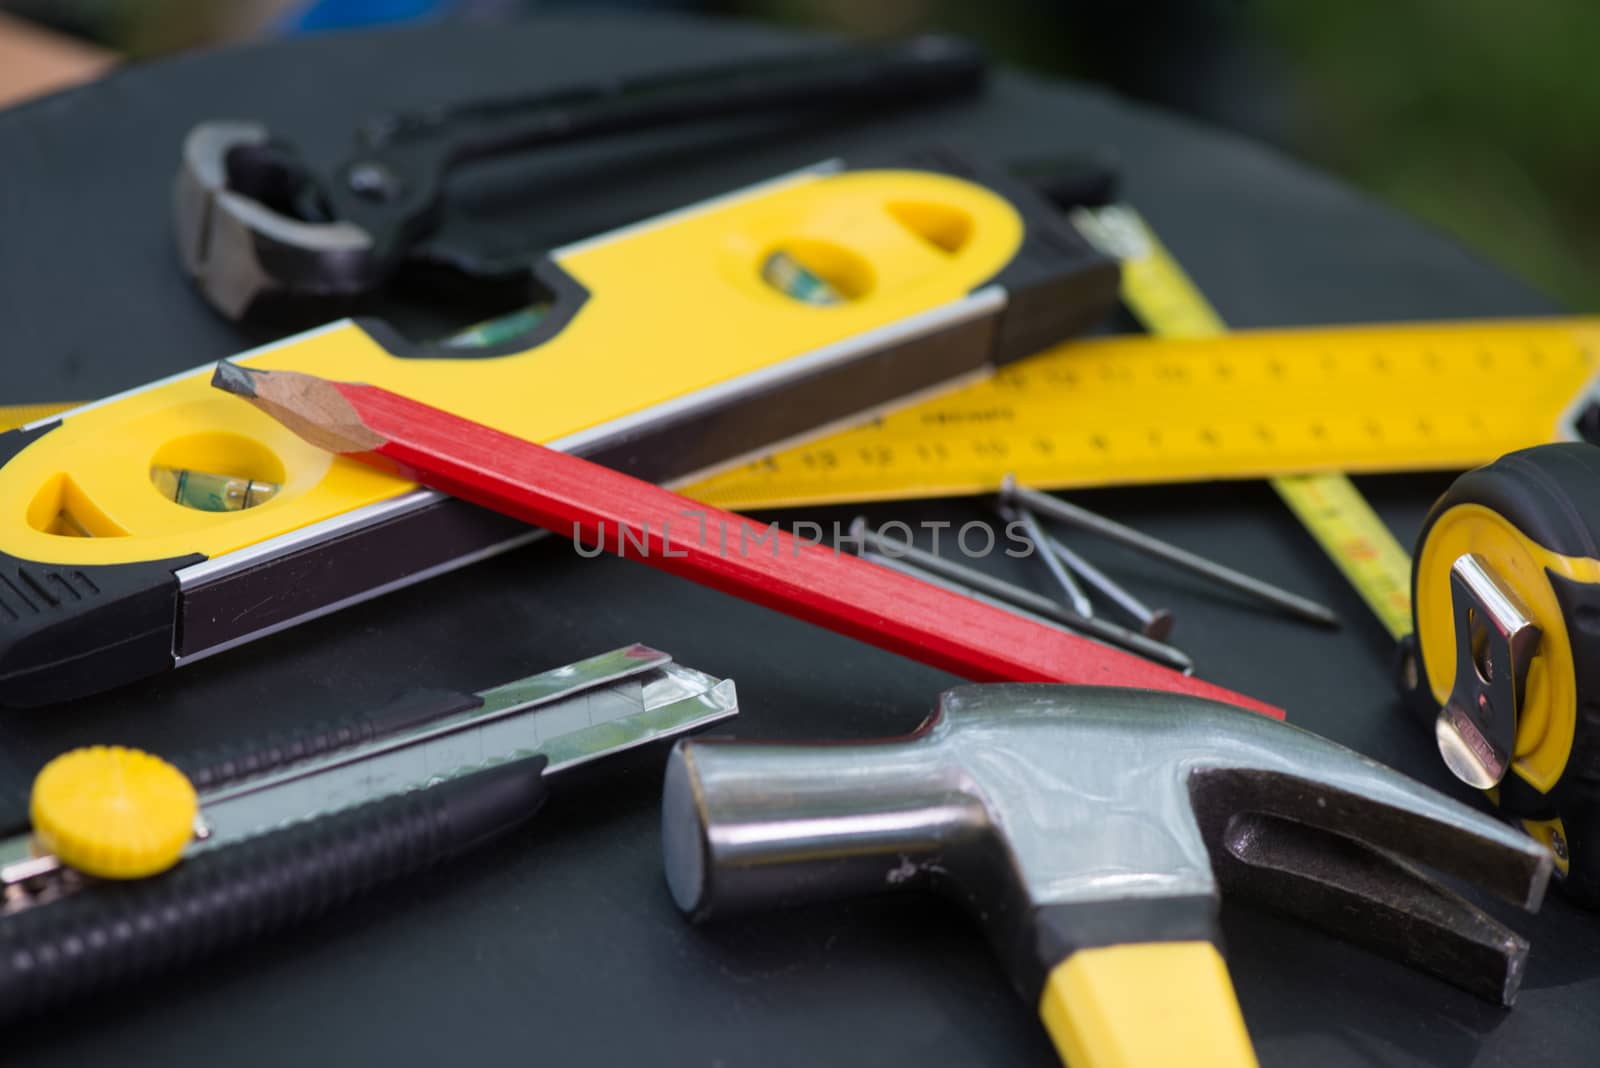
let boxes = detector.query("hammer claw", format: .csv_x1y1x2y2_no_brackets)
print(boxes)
1189,766,1551,917
1206,806,1530,1004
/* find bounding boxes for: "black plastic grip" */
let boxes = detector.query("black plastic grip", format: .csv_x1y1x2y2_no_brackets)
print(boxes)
1416,442,1600,563
176,687,483,791
1021,896,1219,1003
0,754,548,1020
1543,571,1600,905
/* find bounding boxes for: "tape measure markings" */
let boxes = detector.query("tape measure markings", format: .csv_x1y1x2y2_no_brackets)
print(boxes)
1272,474,1414,639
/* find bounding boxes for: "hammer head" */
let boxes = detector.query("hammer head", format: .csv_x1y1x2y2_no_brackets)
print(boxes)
664,685,1551,1005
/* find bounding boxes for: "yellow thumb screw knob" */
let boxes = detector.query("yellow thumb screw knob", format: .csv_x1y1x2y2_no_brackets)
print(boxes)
30,746,198,879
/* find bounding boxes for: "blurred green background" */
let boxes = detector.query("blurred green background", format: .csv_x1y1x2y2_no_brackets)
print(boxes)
8,0,1596,310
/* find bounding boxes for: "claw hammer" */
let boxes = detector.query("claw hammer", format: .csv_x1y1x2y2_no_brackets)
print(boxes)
662,686,1551,1066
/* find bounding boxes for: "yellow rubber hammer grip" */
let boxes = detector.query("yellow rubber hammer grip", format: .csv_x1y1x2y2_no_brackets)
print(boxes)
1038,941,1259,1068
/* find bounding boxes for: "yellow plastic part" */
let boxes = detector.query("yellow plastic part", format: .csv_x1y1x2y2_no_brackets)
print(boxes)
1038,941,1258,1068
1413,502,1600,792
0,167,1023,566
1485,772,1572,876
30,746,197,879
1521,816,1573,877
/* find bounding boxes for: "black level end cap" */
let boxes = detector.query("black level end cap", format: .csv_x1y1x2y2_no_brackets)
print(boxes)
0,550,204,708
0,422,205,707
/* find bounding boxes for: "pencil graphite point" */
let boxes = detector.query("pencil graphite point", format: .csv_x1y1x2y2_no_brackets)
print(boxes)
212,359,259,398
209,362,385,454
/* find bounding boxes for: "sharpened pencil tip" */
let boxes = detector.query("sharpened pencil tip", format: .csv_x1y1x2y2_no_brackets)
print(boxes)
212,360,260,399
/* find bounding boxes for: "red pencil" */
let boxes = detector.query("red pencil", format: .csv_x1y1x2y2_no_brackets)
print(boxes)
212,362,1282,718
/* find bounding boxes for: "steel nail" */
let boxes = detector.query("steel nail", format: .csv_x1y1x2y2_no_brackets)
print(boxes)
848,519,1195,673
1002,505,1094,617
999,475,1340,628
1043,531,1175,641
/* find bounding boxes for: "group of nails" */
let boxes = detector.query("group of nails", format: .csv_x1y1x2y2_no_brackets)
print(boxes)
849,475,1338,675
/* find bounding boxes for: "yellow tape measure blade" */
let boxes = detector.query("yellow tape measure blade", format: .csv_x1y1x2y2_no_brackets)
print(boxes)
1272,474,1413,638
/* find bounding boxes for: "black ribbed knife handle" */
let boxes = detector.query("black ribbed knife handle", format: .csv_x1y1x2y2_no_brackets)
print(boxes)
177,687,483,791
0,753,547,1020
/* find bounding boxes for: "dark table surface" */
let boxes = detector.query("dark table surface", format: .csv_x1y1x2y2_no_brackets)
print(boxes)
2,13,1597,1066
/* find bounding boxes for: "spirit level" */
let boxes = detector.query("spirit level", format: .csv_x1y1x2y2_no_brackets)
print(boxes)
0,149,1116,705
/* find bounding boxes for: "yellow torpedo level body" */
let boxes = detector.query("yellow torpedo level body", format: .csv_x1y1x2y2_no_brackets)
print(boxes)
0,150,1117,704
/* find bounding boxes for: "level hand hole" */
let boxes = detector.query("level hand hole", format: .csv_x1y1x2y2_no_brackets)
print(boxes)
885,200,972,254
26,473,128,538
149,432,286,513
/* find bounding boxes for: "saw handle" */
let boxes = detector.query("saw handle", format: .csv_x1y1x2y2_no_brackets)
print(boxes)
0,754,547,1020
1040,941,1257,1067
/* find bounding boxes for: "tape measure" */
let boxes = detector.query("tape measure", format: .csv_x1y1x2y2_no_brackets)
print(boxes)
1408,442,1600,902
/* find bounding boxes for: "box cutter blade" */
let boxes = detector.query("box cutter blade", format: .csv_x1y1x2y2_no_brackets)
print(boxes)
0,644,738,916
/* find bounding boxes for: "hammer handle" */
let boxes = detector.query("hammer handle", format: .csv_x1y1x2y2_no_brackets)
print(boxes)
1039,941,1259,1067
